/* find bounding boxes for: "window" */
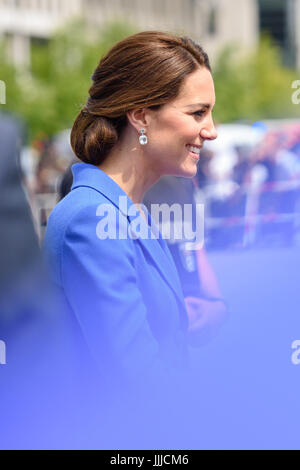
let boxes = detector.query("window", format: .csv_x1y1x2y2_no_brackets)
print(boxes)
208,5,218,36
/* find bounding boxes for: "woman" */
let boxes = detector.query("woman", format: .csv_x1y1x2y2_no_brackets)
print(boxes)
43,31,218,397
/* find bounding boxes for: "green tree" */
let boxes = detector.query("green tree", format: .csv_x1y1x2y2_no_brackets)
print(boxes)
213,36,299,123
1,20,135,141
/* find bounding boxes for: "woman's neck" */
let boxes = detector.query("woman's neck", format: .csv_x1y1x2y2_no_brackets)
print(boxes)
98,141,159,205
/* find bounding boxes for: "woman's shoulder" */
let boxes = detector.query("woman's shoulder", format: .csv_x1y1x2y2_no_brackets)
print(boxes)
43,186,107,259
43,186,133,285
47,186,107,230
44,184,132,256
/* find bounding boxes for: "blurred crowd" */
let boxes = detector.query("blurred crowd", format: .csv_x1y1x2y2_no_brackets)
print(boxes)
20,120,300,250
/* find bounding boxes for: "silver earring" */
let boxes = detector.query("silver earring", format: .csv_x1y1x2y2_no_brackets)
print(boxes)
139,128,148,146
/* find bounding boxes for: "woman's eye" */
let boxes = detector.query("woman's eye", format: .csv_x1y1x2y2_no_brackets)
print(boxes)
193,110,205,117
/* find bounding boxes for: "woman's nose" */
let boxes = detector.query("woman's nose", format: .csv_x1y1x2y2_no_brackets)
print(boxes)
200,116,218,141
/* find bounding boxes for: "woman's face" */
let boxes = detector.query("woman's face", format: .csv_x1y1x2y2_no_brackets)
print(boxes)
146,67,217,178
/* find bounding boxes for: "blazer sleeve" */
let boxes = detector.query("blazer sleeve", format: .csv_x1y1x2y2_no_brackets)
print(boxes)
60,204,166,384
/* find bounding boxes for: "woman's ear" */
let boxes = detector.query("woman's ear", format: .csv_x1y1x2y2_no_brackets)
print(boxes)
126,108,149,132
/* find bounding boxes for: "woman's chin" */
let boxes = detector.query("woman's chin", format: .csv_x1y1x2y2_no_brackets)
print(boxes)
162,163,198,178
178,164,198,178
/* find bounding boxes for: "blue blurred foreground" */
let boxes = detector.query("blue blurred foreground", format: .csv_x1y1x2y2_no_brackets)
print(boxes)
0,246,299,449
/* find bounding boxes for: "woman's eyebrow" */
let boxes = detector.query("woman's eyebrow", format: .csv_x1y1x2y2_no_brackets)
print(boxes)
188,103,212,108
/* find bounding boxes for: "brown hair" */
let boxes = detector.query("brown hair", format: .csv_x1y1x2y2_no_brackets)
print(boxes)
71,31,211,165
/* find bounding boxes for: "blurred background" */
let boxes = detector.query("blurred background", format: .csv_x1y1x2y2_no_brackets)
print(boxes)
0,0,300,449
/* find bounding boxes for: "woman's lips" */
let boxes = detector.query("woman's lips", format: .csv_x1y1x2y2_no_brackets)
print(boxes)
186,144,201,158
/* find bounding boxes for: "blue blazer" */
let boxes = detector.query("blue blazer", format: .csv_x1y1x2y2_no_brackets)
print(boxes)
43,163,189,384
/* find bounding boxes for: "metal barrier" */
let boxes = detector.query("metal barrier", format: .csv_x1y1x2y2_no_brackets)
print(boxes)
204,179,300,248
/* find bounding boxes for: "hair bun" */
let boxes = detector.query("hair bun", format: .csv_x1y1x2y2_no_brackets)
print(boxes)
70,111,118,166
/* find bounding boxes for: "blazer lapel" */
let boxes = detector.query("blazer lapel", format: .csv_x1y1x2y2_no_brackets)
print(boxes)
127,207,187,313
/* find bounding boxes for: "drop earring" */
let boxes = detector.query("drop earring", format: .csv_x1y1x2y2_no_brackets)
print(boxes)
139,128,148,146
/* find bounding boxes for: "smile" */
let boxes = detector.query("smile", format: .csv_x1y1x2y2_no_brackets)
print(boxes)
186,144,201,156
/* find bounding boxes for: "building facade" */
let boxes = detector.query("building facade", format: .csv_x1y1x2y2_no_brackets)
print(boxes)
0,0,82,65
82,0,259,64
258,0,300,68
0,0,299,69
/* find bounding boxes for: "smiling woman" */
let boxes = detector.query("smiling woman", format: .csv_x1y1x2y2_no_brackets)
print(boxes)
43,31,218,445
141,66,217,178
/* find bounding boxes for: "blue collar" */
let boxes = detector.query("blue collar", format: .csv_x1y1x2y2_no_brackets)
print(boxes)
71,162,137,216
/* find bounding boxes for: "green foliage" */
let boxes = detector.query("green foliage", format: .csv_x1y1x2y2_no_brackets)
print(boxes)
0,19,135,141
0,43,23,114
213,36,299,123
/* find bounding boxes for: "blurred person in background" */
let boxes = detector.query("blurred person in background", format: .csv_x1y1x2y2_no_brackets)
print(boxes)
57,159,79,202
0,112,41,330
35,133,77,195
194,147,215,189
251,126,300,184
0,113,53,448
249,126,300,246
232,145,252,187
